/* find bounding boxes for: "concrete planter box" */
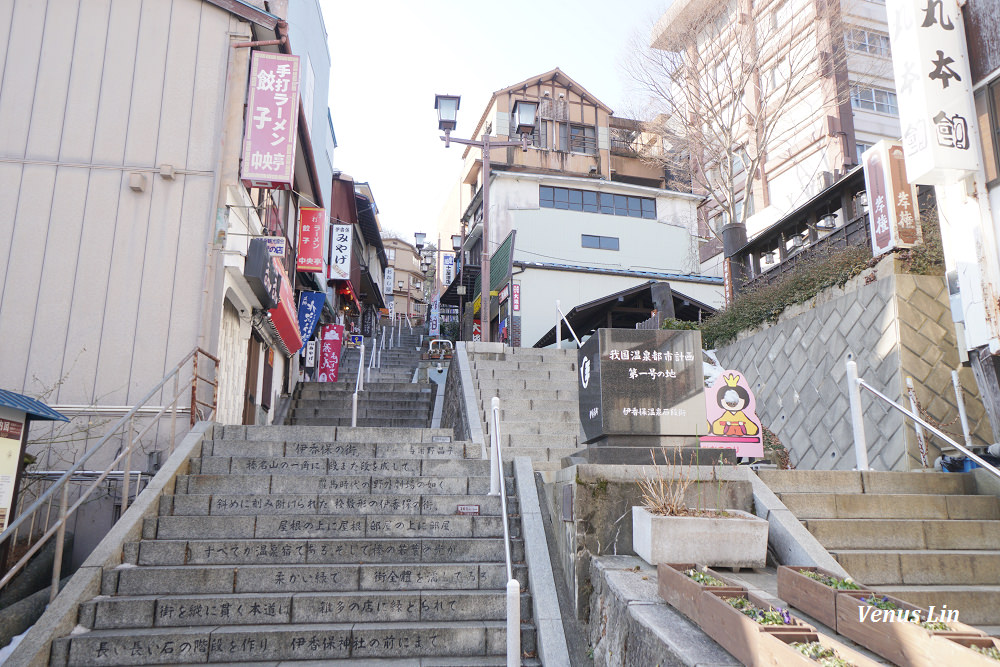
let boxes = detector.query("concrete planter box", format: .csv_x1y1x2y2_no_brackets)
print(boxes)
655,562,745,626
757,630,882,666
699,589,814,667
835,591,985,667
632,506,768,568
776,565,872,630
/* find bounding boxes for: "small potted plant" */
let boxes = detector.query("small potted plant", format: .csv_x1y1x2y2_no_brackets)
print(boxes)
631,451,768,568
656,562,745,625
835,592,985,666
776,565,870,630
699,590,813,666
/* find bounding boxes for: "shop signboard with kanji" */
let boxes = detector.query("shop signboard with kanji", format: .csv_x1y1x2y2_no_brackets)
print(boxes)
329,224,353,281
862,140,922,256
296,208,325,273
240,52,300,190
318,324,344,382
578,329,706,443
296,291,325,342
443,255,455,286
886,0,980,184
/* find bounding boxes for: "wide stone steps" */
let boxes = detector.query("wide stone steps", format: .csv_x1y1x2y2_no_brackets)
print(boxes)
55,620,534,665
476,388,577,402
192,456,492,478
871,584,1000,625
132,538,525,567
296,383,433,395
777,491,999,519
802,518,1000,549
829,548,1000,585
180,473,499,496
162,493,508,517
293,417,432,428
292,398,433,411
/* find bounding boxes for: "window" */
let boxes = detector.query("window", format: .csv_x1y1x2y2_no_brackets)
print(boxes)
856,141,874,163
540,185,656,219
387,248,395,261
771,0,791,30
581,234,619,250
850,84,898,115
845,28,891,57
976,79,1000,185
559,123,597,154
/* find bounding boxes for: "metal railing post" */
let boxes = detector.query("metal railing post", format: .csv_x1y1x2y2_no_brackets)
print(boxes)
952,370,974,452
506,578,520,667
906,377,929,467
49,484,69,603
555,300,561,350
121,419,135,515
169,372,180,455
489,397,501,496
845,359,870,471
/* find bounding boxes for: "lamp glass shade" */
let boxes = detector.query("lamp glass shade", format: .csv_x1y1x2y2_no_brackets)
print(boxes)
818,213,837,229
414,232,426,248
451,234,462,251
435,94,460,132
512,100,537,136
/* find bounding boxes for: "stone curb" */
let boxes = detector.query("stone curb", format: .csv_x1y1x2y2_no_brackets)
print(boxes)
7,421,214,667
514,456,571,667
746,468,851,577
456,342,487,460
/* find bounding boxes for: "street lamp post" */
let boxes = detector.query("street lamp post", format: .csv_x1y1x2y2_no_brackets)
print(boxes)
434,94,536,343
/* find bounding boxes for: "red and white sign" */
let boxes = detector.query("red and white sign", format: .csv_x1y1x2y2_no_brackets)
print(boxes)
512,284,520,312
267,260,303,355
240,52,300,190
296,207,325,272
498,284,509,304
318,324,344,382
329,224,353,281
472,320,482,342
862,140,922,257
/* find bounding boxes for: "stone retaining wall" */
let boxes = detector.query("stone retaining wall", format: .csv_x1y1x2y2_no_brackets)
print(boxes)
716,257,992,471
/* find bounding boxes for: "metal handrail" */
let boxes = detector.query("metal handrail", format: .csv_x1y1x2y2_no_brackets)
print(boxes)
555,299,581,349
0,347,218,600
429,339,454,359
846,360,1000,480
351,343,366,427
489,397,519,667
367,336,377,384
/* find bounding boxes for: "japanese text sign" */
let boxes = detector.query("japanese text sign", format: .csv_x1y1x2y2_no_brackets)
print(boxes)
512,284,520,311
383,267,395,294
265,237,286,257
863,140,923,256
296,290,325,342
443,255,455,287
240,52,300,189
296,208,325,273
328,224,353,281
886,0,980,183
318,324,344,382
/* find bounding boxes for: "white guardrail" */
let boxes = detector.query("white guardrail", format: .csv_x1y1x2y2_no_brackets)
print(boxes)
488,397,520,667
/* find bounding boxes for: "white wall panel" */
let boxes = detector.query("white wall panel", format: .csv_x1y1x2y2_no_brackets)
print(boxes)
0,0,45,158
156,0,203,168
59,0,111,163
122,0,172,168
90,0,140,165
25,0,80,161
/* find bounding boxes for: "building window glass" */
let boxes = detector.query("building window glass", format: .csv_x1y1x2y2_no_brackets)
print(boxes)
539,185,656,219
976,81,1000,185
845,28,891,57
850,84,898,115
856,141,874,163
569,124,597,154
581,234,619,250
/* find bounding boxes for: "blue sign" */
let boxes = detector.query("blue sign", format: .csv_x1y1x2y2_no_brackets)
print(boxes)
297,291,325,342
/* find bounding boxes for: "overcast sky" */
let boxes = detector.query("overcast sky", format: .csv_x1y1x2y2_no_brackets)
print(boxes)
321,0,669,243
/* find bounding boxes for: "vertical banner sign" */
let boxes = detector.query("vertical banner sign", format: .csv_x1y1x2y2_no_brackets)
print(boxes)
305,340,316,368
383,267,395,295
473,320,482,342
512,283,520,312
0,417,22,531
886,0,979,184
318,324,344,382
296,208,325,272
240,52,300,189
430,299,440,337
362,307,377,337
862,141,922,256
296,290,325,342
443,255,455,287
328,224,353,281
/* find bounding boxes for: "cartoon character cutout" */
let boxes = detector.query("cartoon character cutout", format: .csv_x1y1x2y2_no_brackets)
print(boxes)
700,371,763,458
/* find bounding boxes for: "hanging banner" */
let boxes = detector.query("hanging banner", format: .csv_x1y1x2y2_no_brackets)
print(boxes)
886,0,980,184
304,340,316,368
429,299,440,337
318,324,344,382
240,52,300,190
862,140,922,257
472,320,482,342
383,267,395,294
329,224,353,281
296,208,325,273
512,283,520,312
297,290,325,342
443,255,455,287
361,306,377,337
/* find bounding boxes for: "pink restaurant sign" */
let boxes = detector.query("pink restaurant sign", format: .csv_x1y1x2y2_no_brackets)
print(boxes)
240,52,300,190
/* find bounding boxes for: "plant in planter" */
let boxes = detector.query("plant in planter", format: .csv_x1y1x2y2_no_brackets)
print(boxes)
836,591,985,667
656,562,745,625
776,565,871,630
754,630,881,666
927,635,1000,666
726,596,795,625
632,450,768,567
699,590,814,666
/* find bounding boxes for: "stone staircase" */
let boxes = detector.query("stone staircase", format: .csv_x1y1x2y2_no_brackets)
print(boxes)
49,425,538,665
469,346,580,470
760,469,1000,625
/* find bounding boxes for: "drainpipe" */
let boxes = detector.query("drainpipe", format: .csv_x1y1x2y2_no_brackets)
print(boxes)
232,21,288,49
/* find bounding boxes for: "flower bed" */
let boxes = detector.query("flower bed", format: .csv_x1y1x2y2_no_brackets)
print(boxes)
656,562,745,625
757,630,881,666
776,565,870,630
699,589,813,666
835,591,984,667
